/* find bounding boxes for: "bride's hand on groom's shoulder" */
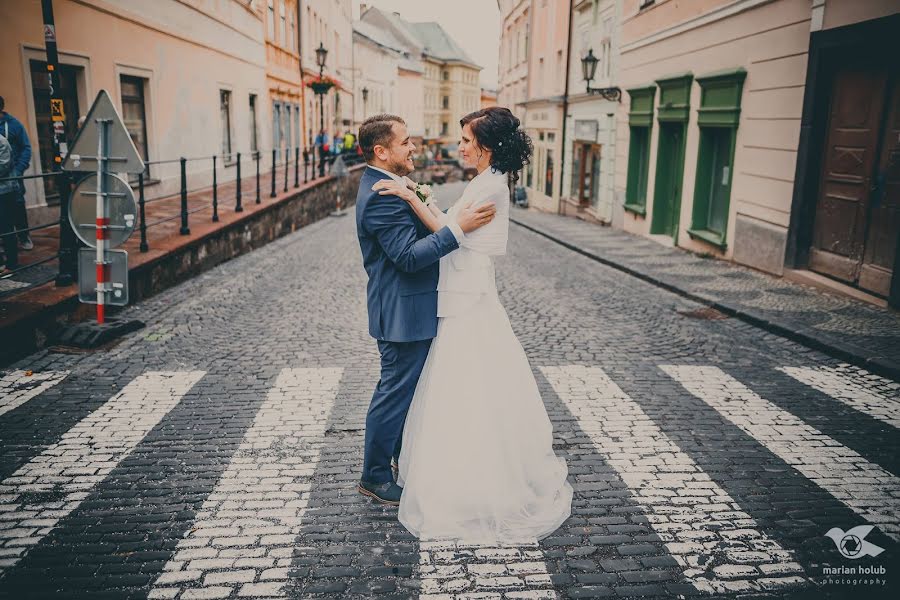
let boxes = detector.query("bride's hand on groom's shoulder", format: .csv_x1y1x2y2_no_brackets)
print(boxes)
373,179,417,205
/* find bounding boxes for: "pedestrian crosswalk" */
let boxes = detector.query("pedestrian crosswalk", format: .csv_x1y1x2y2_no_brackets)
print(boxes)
0,362,897,596
0,370,69,418
149,367,342,599
0,371,205,573
662,365,900,540
542,366,806,595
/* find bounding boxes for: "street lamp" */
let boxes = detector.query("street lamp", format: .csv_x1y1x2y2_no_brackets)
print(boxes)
362,87,369,120
314,42,329,177
581,49,621,102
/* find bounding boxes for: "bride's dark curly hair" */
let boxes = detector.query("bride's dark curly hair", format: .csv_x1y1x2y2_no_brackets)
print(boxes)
460,107,533,182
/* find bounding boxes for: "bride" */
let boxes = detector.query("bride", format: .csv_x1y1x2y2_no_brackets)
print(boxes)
372,107,573,543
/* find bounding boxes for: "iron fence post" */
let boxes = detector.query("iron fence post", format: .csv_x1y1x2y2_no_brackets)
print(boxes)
235,152,243,212
138,172,148,252
179,157,190,235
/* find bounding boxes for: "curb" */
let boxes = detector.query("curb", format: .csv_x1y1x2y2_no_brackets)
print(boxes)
510,216,900,383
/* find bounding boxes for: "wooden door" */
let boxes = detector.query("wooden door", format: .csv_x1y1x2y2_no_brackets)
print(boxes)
651,123,685,237
859,75,900,297
576,144,601,206
809,66,887,283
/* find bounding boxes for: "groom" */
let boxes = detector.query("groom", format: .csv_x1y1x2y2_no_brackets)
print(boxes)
355,114,496,505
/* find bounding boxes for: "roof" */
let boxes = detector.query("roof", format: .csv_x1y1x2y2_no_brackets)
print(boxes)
352,20,405,54
408,22,481,69
360,7,481,71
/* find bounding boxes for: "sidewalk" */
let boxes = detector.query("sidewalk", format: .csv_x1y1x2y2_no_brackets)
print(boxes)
510,207,900,381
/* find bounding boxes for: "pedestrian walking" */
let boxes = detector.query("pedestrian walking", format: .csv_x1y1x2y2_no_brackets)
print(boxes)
0,95,34,251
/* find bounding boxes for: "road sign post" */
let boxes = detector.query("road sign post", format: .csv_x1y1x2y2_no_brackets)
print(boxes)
57,90,147,348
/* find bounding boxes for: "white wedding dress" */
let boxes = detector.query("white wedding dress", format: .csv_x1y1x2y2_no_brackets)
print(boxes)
397,167,573,544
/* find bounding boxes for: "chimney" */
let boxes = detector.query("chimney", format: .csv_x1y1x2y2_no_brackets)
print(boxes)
360,3,367,16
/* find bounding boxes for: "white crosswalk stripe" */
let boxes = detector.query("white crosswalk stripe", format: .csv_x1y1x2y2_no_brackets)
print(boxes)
662,365,900,541
541,365,807,595
419,541,557,599
0,370,205,573
149,367,342,600
778,365,900,429
0,370,69,417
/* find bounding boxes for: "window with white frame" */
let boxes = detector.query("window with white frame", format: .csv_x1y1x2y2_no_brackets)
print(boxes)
267,0,275,38
220,89,233,161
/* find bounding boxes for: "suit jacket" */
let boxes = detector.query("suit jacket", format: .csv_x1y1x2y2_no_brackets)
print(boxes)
356,167,459,342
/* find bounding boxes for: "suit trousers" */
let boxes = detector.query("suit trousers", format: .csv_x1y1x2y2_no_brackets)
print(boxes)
362,338,432,484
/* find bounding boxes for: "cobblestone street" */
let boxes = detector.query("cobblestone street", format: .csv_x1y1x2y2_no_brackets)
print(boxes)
0,183,898,599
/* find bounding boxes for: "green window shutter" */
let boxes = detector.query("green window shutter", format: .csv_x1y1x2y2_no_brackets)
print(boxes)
627,86,655,127
696,68,746,127
655,73,692,123
688,68,745,248
624,126,650,214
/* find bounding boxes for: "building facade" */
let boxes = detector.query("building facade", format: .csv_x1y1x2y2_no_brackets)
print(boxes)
299,0,353,145
264,0,305,161
351,21,403,130
481,88,499,110
4,0,270,222
359,7,480,156
561,0,621,223
497,0,531,125
519,0,571,213
614,0,899,307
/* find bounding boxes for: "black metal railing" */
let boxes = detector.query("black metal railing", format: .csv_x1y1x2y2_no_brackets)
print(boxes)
0,146,365,288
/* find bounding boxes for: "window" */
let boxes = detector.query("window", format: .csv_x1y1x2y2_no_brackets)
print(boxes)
280,1,287,44
442,96,449,109
544,148,554,197
267,0,275,38
688,69,746,248
526,162,533,188
625,126,650,212
443,70,449,81
120,75,149,179
220,89,233,161
441,121,449,136
249,94,258,153
273,102,281,159
640,0,655,8
284,104,292,152
288,9,295,51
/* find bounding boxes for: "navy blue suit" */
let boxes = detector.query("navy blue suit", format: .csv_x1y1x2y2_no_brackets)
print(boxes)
356,167,459,484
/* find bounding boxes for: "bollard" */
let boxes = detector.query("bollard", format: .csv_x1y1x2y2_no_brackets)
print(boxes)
138,172,149,252
283,149,289,193
235,152,243,212
294,147,300,188
212,155,219,222
255,151,261,204
179,157,190,235
270,149,277,198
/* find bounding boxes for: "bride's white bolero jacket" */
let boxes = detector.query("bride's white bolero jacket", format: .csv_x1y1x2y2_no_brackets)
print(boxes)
435,167,510,317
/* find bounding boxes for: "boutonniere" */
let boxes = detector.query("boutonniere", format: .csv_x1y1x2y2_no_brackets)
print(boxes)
415,183,434,204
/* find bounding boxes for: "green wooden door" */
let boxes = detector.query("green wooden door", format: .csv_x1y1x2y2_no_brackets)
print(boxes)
651,122,686,237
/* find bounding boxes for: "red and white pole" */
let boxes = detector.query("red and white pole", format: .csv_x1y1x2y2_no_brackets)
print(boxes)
95,119,109,324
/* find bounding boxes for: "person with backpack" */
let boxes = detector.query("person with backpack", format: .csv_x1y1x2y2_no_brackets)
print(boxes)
0,96,34,251
0,131,20,273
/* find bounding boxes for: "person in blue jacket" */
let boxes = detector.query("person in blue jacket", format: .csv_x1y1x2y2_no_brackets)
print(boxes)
0,96,33,251
354,113,496,505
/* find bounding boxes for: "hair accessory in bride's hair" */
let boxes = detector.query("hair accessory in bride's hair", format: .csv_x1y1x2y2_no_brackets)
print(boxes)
498,141,503,146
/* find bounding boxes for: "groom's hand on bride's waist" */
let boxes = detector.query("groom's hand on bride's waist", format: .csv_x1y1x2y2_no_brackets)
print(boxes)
457,201,496,234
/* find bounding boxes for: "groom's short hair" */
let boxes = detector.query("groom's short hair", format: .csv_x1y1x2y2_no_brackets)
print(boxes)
359,114,405,162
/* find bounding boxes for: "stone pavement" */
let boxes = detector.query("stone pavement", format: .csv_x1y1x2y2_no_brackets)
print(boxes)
0,184,897,599
509,208,900,381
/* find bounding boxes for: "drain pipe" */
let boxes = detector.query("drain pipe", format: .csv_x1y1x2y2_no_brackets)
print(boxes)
557,0,574,215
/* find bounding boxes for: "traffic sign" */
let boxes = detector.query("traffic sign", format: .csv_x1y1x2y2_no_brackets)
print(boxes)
78,248,129,306
62,89,145,174
68,172,137,248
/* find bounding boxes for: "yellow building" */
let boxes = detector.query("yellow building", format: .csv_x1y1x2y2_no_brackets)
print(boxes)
263,0,305,161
